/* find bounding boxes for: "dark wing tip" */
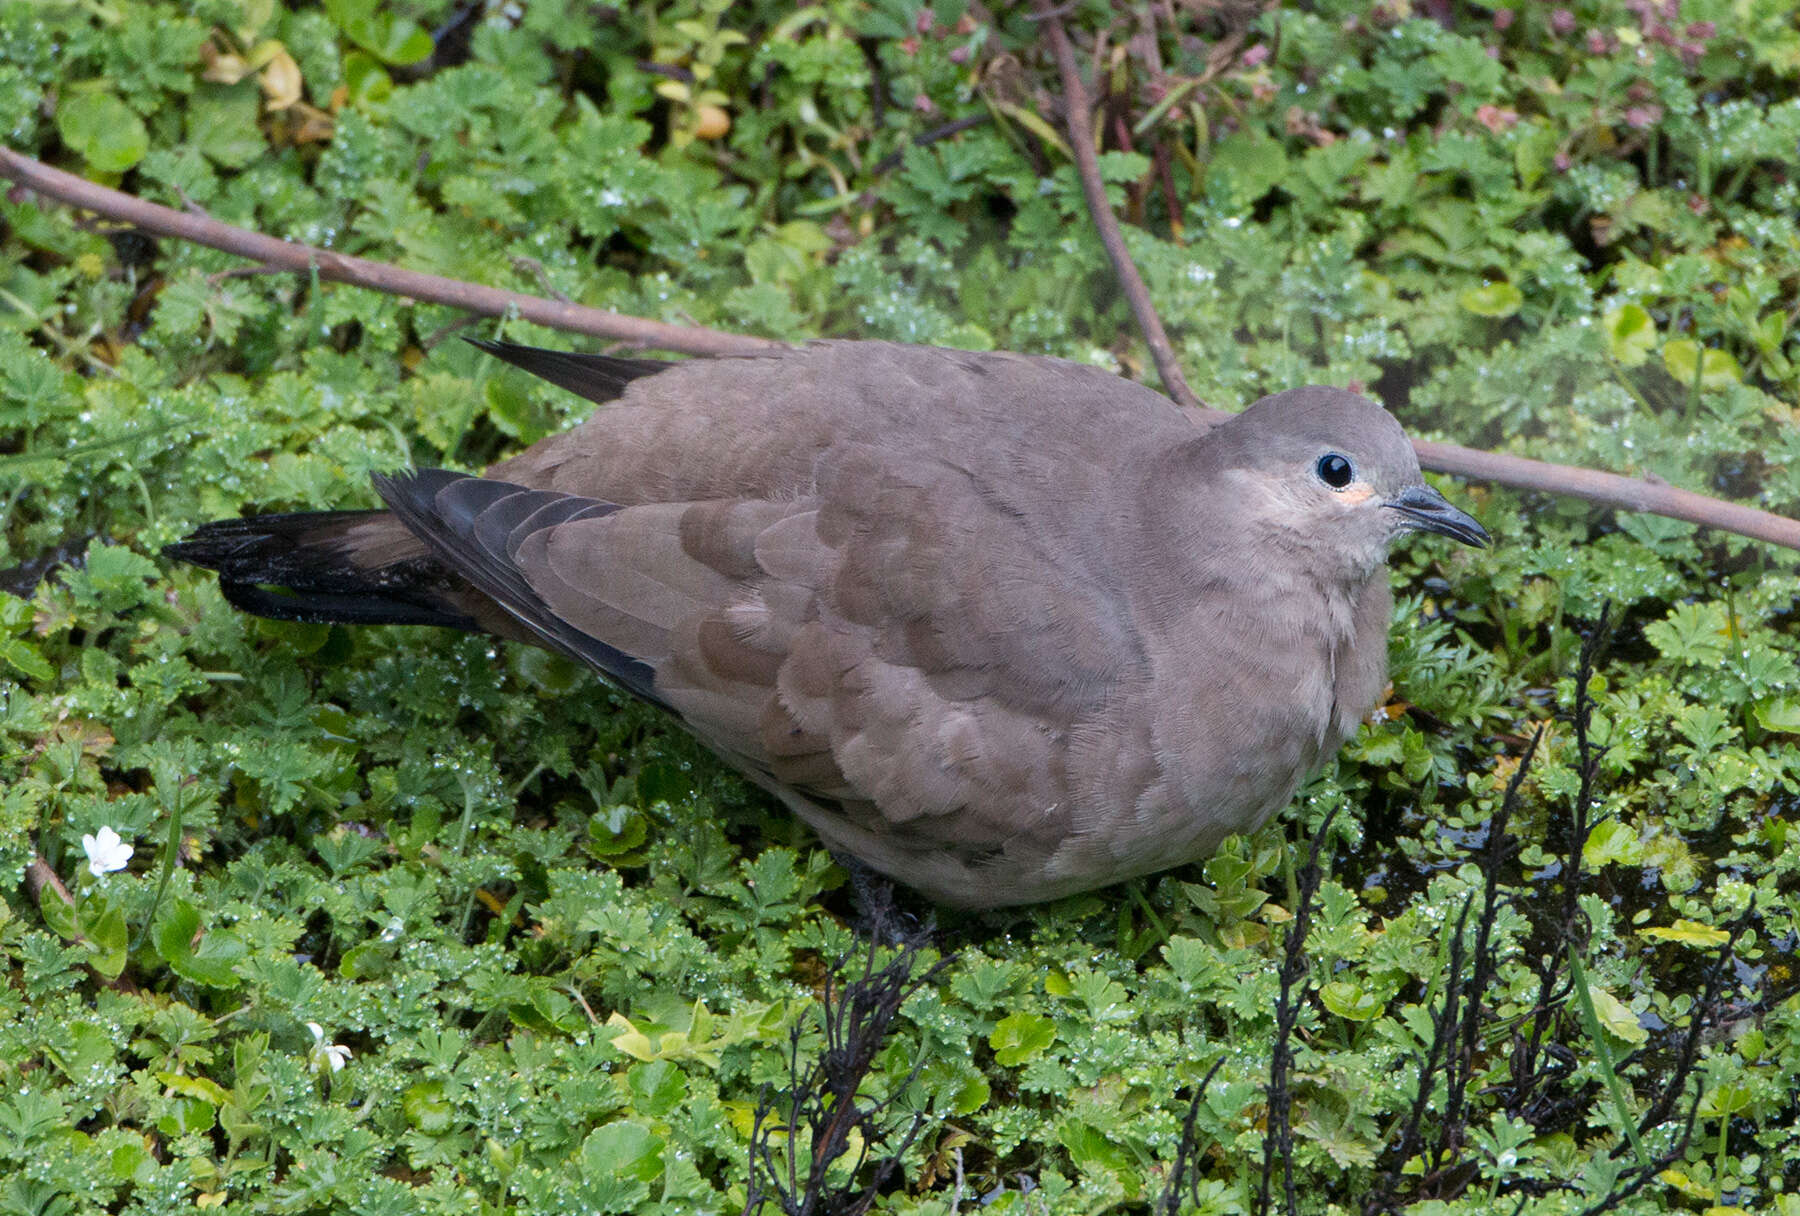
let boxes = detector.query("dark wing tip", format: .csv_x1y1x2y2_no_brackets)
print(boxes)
465,338,673,404
373,467,662,704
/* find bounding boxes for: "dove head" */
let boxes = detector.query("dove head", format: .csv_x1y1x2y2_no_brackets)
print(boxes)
1197,385,1488,582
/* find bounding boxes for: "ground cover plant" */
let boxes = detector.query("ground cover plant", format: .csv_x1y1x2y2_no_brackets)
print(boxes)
3,0,1799,1212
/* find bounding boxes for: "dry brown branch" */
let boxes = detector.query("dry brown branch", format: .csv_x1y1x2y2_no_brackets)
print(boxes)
26,855,73,908
1032,4,1206,411
0,147,779,359
1414,440,1800,550
4,146,1798,552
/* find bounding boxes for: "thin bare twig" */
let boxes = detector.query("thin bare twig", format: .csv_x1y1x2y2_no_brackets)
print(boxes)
1412,439,1800,552
1159,1056,1228,1216
1033,4,1205,411
0,147,779,359
5,146,1798,551
1258,805,1339,1216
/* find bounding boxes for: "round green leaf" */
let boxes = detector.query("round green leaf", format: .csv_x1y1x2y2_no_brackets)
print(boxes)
56,93,150,174
1582,818,1640,868
1753,694,1800,734
1319,979,1385,1022
343,51,394,106
586,803,648,857
1458,281,1523,318
1586,985,1649,1046
580,1120,664,1183
1205,133,1289,211
989,1011,1056,1066
1661,339,1742,389
1604,303,1657,367
403,1080,455,1133
949,1072,990,1115
155,1095,216,1137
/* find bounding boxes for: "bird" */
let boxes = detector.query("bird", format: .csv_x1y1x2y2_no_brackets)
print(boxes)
166,339,1487,908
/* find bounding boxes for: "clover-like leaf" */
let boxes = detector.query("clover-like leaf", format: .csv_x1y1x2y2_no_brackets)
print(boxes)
325,0,432,66
580,1120,664,1184
1583,818,1641,868
989,1011,1056,1066
1604,303,1657,367
1752,695,1800,734
56,92,149,173
1458,281,1523,318
1661,339,1742,388
1320,979,1386,1022
152,900,246,989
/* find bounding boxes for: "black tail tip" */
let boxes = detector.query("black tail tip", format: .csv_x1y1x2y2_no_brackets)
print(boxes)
162,520,274,573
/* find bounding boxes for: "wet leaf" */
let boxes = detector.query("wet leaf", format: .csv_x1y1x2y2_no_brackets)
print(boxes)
56,92,149,173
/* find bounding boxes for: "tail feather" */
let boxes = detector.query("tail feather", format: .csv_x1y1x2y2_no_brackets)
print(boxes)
465,338,671,404
164,511,479,630
168,340,674,633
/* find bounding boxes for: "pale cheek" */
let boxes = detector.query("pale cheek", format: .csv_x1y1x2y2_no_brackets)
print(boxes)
1336,483,1377,506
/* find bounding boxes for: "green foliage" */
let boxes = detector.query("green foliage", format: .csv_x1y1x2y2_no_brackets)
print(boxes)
3,0,1799,1212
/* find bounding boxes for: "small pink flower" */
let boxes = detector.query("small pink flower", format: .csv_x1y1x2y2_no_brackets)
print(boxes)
1554,152,1572,172
948,43,970,64
1550,8,1576,35
1242,44,1270,68
1587,30,1612,54
1623,104,1663,129
1686,20,1716,39
915,9,934,34
1475,105,1520,133
1492,9,1515,31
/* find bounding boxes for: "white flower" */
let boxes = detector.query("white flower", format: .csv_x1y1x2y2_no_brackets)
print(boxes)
307,1022,353,1073
81,827,133,877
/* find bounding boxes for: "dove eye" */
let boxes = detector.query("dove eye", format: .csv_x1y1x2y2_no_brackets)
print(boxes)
1316,453,1354,489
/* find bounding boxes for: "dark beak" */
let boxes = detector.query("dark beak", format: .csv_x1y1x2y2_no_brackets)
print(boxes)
1385,484,1489,548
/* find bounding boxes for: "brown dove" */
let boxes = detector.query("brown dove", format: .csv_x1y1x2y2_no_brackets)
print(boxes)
166,340,1486,907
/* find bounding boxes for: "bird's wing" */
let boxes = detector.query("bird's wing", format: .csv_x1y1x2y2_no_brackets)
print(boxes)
374,449,1146,860
770,441,1149,852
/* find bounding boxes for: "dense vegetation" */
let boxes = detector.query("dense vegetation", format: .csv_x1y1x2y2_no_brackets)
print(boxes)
3,0,1799,1212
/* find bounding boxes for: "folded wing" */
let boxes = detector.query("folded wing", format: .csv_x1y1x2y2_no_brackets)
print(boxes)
373,444,1147,872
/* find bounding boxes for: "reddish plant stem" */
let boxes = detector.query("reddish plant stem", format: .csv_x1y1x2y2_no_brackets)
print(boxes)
0,147,779,358
1033,5,1206,411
